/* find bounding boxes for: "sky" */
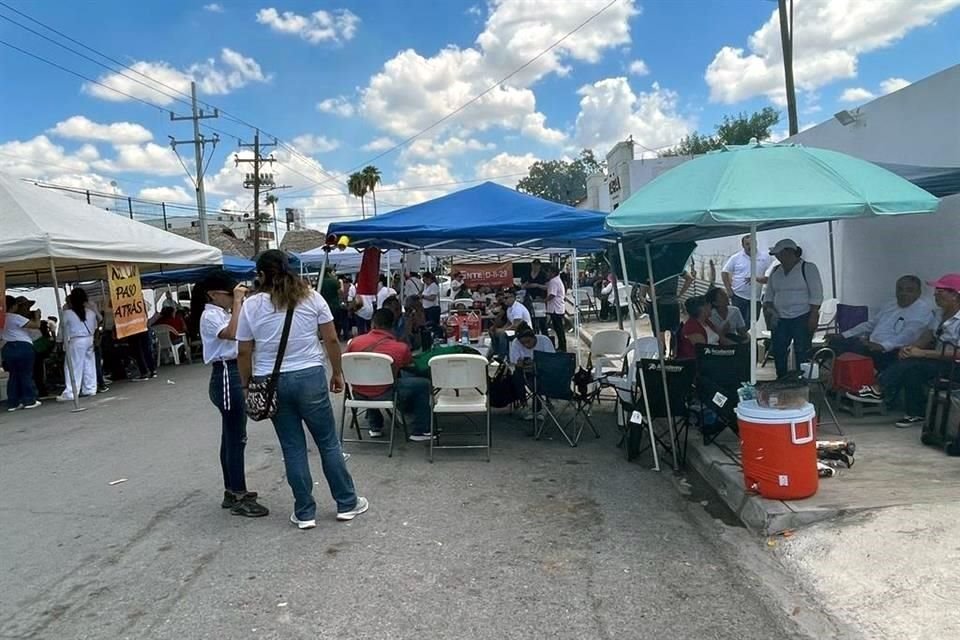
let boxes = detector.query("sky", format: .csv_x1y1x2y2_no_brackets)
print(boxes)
0,0,958,231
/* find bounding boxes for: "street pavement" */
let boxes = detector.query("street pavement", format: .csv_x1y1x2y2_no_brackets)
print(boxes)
1,363,829,640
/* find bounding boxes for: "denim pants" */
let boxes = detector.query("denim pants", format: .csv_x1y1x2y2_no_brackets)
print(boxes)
879,358,945,416
732,295,761,326
209,361,248,494
266,365,358,520
364,373,432,435
2,341,38,409
550,313,567,352
771,313,811,378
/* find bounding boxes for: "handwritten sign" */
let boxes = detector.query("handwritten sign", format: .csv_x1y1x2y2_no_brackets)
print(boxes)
108,262,148,338
454,262,514,288
0,268,5,330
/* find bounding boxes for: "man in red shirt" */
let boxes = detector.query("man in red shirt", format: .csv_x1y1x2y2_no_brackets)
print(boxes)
345,309,432,441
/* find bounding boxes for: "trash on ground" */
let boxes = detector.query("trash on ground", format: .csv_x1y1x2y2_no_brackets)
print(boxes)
108,478,128,486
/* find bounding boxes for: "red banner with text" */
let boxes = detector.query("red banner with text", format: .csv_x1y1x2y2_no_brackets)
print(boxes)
454,262,514,289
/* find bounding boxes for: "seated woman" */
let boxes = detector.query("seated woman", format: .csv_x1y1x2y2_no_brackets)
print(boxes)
706,288,748,342
677,296,724,360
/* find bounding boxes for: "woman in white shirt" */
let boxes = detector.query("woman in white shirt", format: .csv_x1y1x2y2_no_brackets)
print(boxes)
236,251,367,530
191,271,268,518
421,272,441,327
2,295,43,410
58,288,100,401
706,288,748,341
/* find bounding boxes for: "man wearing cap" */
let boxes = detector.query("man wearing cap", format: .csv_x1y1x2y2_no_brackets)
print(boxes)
762,239,824,377
722,235,773,323
876,274,960,428
2,296,43,411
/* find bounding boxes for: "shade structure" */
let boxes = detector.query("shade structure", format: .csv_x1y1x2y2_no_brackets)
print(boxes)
0,174,222,286
297,247,404,273
140,255,256,287
606,143,941,243
327,181,615,251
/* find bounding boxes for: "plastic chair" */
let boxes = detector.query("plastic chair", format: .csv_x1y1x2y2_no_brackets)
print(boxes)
428,354,490,462
813,297,840,343
604,337,660,422
152,325,187,365
339,352,405,457
590,329,631,379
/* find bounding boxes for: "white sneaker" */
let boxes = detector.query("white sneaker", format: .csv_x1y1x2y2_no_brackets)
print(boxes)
23,400,42,409
368,429,384,438
336,496,369,521
7,405,22,412
409,433,433,442
289,513,316,530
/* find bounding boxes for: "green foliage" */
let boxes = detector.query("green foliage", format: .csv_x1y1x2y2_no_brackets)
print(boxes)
663,107,781,156
516,149,605,206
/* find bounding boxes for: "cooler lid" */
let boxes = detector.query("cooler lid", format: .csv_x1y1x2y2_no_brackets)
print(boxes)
735,399,815,421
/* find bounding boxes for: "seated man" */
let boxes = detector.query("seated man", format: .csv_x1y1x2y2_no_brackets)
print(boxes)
345,309,433,441
827,276,935,388
509,325,556,420
490,288,532,358
876,274,960,428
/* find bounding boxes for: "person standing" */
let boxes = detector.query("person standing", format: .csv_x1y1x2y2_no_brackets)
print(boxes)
762,239,823,378
237,250,367,530
421,272,441,327
521,259,549,334
58,288,100,402
320,267,346,342
375,275,397,310
32,320,56,399
545,265,567,352
2,296,42,411
722,235,772,324
192,271,268,518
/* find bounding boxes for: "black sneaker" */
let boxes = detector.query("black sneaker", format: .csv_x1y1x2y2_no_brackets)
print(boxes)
231,494,269,518
221,490,258,508
895,416,924,428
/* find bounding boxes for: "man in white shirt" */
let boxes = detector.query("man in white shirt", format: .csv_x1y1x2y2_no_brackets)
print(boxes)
827,275,935,376
375,275,397,310
545,265,567,352
420,272,441,327
762,239,823,377
722,235,772,324
403,272,424,301
490,289,532,358
450,272,464,299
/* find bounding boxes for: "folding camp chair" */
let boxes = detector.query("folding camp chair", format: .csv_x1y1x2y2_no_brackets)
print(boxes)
531,351,597,446
802,347,843,435
428,354,491,462
695,343,751,445
339,352,407,457
626,357,696,466
836,304,869,334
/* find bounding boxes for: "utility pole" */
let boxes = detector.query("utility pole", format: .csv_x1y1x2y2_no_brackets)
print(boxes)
170,81,219,244
778,0,798,136
236,129,277,255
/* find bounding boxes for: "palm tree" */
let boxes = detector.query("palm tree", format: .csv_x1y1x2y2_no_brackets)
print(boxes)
361,165,382,216
264,193,280,247
347,172,367,219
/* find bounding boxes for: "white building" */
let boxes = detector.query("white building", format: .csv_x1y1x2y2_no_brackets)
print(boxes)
144,211,276,250
581,63,960,312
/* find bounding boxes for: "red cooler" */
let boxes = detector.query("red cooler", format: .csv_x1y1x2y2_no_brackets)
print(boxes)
736,400,818,500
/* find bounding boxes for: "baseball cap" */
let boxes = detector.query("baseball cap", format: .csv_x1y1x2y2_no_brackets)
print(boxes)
928,274,960,292
769,239,799,255
14,296,36,308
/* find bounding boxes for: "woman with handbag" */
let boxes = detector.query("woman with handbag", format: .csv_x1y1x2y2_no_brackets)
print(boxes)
192,270,268,518
237,250,367,530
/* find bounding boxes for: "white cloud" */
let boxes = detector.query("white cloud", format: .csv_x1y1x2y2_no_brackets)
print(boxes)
256,7,360,44
203,3,224,12
628,59,649,76
359,0,638,144
474,152,538,186
47,115,153,145
92,143,183,176
0,135,93,177
838,87,876,103
705,0,960,105
573,78,692,155
316,96,355,117
880,77,911,94
400,136,495,163
139,185,193,203
362,136,396,151
84,49,269,105
290,134,340,154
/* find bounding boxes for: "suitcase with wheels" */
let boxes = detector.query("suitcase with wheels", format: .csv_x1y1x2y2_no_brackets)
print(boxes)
920,345,960,455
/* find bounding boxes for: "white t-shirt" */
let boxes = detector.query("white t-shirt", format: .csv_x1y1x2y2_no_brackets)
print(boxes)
763,260,824,320
403,278,424,300
507,300,532,327
62,307,99,339
842,298,936,352
722,250,772,299
509,334,556,364
376,286,397,309
422,282,440,309
546,276,565,315
200,304,238,364
451,279,463,296
347,284,357,302
236,290,334,377
1,313,33,344
356,294,375,321
710,306,746,334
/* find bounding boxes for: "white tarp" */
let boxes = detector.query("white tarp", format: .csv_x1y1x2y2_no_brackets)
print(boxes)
0,174,222,285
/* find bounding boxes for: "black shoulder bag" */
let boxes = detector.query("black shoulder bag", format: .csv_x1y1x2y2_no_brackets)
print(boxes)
246,305,296,421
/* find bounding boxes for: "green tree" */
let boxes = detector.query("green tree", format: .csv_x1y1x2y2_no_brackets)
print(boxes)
516,149,604,206
347,172,368,219
360,165,382,216
663,107,781,156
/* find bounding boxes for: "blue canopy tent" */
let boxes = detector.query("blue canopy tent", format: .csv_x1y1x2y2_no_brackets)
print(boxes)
141,255,256,287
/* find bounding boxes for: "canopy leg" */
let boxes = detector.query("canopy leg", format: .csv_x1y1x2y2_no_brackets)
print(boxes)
50,259,85,413
644,242,679,471
750,224,758,385
572,248,581,367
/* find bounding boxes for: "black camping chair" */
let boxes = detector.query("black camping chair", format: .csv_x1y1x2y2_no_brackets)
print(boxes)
625,357,696,467
695,343,751,445
531,351,598,446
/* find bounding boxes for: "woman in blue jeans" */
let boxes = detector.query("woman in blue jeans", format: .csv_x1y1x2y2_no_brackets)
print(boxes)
237,250,368,530
192,271,268,518
3,295,43,411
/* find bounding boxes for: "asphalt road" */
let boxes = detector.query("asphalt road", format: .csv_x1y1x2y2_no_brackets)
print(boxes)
1,363,818,640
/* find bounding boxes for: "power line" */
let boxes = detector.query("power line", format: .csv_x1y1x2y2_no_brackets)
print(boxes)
281,172,529,201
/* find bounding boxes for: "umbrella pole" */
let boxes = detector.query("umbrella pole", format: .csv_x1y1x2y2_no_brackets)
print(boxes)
750,224,758,385
49,259,84,413
644,242,679,471
828,220,838,298
572,248,580,367
618,240,659,472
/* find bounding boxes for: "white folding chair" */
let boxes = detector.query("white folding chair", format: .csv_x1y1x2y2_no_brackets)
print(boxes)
813,297,840,344
590,329,632,379
153,325,187,365
576,287,599,322
428,354,490,462
340,352,406,457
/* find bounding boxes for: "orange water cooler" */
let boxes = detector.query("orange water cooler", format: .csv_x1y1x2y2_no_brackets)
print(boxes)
736,400,818,500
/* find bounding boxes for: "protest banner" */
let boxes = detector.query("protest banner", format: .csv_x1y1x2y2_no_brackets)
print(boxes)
0,268,5,330
108,262,148,338
454,262,514,288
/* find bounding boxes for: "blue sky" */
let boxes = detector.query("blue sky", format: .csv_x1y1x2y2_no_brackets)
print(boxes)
1,0,957,229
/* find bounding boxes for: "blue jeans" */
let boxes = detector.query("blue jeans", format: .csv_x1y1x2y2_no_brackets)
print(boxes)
209,361,248,494
879,359,945,416
771,313,811,378
267,365,358,520
2,341,37,408
364,373,431,435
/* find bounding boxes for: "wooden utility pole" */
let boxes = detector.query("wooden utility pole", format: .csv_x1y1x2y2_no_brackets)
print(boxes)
236,130,276,255
778,0,798,136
